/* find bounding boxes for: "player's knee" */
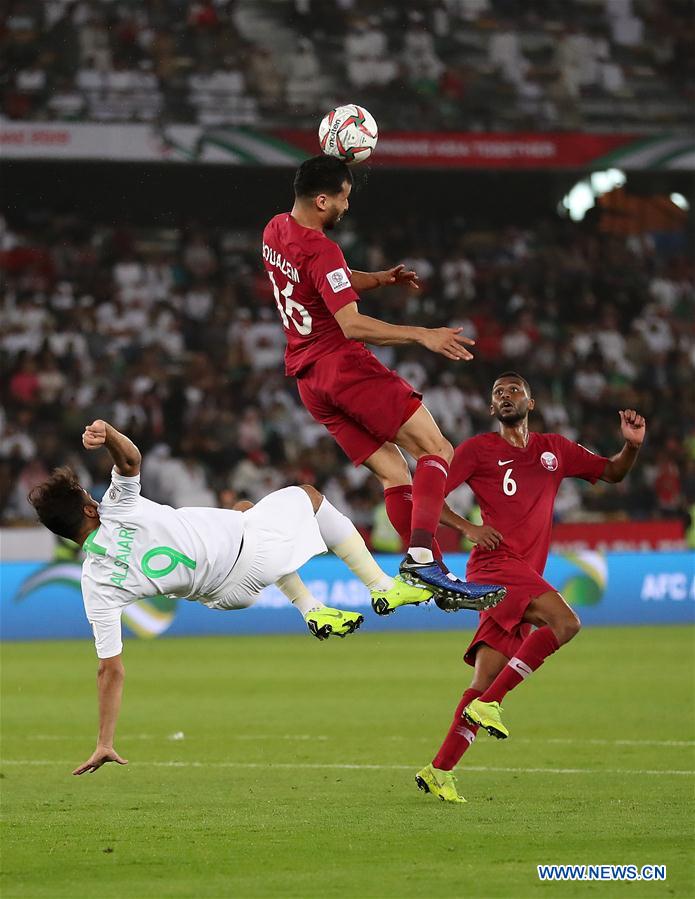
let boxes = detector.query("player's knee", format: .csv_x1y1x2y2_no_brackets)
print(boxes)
437,439,454,464
555,610,581,645
419,437,453,463
300,484,323,512
566,610,582,640
233,500,254,512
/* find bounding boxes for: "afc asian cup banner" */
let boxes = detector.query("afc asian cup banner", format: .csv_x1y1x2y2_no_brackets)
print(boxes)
1,123,694,170
1,552,693,645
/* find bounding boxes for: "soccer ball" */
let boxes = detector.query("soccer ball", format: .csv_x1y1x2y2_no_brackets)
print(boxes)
318,104,378,166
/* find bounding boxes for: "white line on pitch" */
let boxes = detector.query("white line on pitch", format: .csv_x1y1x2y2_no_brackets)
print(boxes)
1,760,693,776
33,733,329,742
28,734,695,747
523,737,695,748
385,736,695,748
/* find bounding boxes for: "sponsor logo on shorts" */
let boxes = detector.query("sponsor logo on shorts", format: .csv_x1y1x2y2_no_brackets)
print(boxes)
540,451,559,471
326,267,351,293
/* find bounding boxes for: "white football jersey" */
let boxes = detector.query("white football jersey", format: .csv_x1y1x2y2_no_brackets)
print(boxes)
81,468,244,658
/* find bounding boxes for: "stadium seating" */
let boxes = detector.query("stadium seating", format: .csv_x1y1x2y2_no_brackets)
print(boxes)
1,208,692,537
1,0,693,132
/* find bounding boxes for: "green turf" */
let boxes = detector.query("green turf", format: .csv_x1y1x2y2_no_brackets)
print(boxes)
2,626,694,899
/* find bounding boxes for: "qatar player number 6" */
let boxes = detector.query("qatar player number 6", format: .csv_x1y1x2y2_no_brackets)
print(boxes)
503,468,517,496
268,272,313,336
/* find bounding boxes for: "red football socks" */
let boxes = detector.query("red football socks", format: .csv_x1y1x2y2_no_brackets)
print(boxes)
383,484,412,550
383,484,443,559
479,626,560,704
409,454,450,551
432,688,481,771
431,629,561,770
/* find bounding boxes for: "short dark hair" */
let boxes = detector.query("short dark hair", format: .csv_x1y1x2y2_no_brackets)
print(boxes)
294,154,353,199
28,467,89,541
493,371,532,395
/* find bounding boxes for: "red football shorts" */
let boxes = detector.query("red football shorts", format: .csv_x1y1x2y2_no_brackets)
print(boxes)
297,343,421,466
463,553,555,666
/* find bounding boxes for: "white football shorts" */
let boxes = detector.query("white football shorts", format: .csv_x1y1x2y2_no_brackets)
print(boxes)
203,486,327,610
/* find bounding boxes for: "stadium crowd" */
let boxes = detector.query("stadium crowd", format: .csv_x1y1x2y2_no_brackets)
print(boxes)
2,0,693,132
1,206,693,545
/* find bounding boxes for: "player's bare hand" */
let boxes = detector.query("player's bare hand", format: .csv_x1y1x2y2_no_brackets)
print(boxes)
421,327,475,361
465,524,503,551
378,264,420,290
83,420,107,450
619,409,646,448
73,745,128,775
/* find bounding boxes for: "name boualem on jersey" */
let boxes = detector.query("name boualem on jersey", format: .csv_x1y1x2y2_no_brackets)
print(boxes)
262,213,359,377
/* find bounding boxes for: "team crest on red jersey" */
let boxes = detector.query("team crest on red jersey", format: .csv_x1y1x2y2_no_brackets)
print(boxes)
540,451,559,471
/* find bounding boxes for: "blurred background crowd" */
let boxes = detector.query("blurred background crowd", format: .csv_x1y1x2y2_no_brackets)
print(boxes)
2,205,693,546
2,0,694,132
2,0,693,548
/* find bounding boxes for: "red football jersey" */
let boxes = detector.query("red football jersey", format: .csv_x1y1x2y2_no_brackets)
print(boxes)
261,213,359,376
447,432,609,574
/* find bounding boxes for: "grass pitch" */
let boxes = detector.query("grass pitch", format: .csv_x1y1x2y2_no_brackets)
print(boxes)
2,626,693,899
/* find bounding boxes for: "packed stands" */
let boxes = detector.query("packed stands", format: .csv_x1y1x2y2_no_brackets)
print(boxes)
2,206,693,541
2,0,693,132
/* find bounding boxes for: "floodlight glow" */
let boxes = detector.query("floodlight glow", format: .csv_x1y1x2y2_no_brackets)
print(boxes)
590,168,626,194
563,182,595,221
561,169,627,222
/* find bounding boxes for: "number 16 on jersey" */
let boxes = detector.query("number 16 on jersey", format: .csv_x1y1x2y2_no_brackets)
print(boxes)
268,272,313,336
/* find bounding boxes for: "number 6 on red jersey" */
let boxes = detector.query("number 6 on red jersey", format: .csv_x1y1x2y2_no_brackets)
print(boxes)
502,468,517,496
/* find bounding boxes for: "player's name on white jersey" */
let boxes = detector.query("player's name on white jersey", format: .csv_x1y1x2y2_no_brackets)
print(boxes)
110,524,136,587
263,243,300,283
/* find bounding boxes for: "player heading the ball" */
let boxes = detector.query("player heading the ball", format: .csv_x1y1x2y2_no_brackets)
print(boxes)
261,154,506,611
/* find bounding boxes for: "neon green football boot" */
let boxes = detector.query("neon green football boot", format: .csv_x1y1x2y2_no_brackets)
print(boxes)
305,607,364,640
464,698,509,739
415,763,466,804
371,576,433,616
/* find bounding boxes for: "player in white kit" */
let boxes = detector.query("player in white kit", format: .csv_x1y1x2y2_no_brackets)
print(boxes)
28,420,435,775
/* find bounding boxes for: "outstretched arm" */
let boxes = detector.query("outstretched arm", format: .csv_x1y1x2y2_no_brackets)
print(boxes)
334,302,475,361
73,655,128,775
350,265,420,292
83,420,141,476
600,409,646,483
440,503,503,551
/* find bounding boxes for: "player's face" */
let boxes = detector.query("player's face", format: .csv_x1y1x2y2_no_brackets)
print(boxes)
490,379,534,424
321,181,351,229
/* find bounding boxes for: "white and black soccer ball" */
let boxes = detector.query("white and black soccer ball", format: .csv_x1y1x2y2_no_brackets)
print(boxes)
318,104,378,166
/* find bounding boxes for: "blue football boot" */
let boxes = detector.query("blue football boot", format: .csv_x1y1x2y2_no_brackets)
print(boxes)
399,555,506,612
